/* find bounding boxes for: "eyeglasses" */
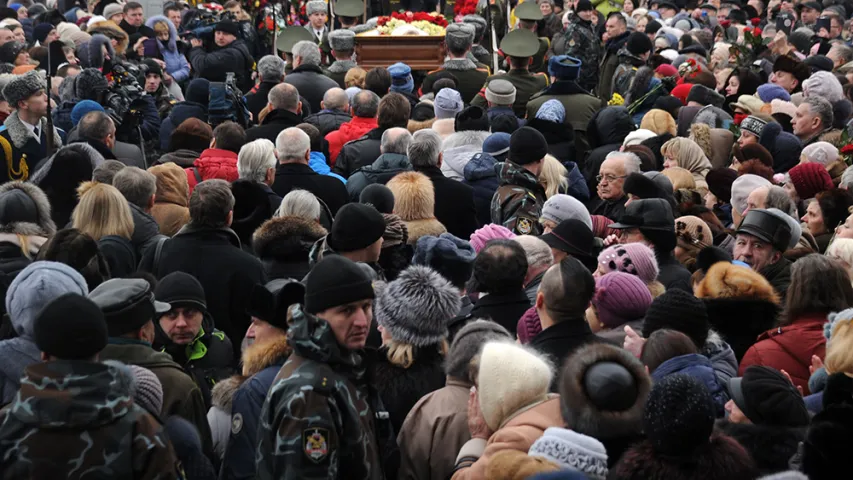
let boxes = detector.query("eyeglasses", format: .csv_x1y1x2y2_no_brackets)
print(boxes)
596,174,627,183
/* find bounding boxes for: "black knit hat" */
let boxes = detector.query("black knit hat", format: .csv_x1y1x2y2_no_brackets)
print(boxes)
642,288,710,348
575,0,593,11
705,167,737,203
626,31,653,56
624,172,666,201
455,105,489,132
304,255,374,314
214,20,240,37
509,126,548,165
359,184,395,214
154,272,207,314
34,293,108,360
729,365,810,427
328,203,385,252
247,279,306,330
644,373,716,456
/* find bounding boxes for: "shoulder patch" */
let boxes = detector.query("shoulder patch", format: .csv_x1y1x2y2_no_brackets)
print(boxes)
231,413,243,435
303,428,330,464
517,218,533,234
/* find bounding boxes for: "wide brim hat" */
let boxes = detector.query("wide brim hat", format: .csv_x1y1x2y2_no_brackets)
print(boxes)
500,28,539,58
276,26,314,54
334,0,364,17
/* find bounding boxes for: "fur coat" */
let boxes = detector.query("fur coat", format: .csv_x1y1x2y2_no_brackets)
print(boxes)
148,162,190,237
252,215,327,281
87,21,128,55
440,130,490,181
386,171,447,244
715,420,805,475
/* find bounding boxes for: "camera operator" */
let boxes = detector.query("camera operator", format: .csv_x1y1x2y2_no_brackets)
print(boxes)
187,19,254,94
142,59,176,120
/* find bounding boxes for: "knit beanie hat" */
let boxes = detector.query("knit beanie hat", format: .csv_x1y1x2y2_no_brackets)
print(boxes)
529,428,609,480
740,115,767,138
671,83,694,105
644,373,716,456
675,215,712,250
434,88,463,119
639,109,677,136
788,162,834,199
626,31,653,56
102,3,123,20
622,129,657,147
596,243,659,284
757,83,791,103
387,62,414,94
483,132,511,159
7,260,89,339
375,265,461,346
731,174,771,214
540,194,592,230
33,22,54,44
705,167,737,203
34,293,107,360
304,255,374,314
485,79,516,105
803,71,844,103
185,78,210,105
592,272,653,329
509,126,548,165
126,364,164,416
412,233,476,288
327,203,385,252
70,99,104,125
360,184,395,214
469,223,515,253
516,307,542,344
643,289,710,348
535,99,565,124
446,319,511,380
477,341,553,430
801,141,840,167
154,272,207,313
729,365,810,428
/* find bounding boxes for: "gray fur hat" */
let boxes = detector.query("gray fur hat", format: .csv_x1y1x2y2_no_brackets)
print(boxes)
3,70,44,108
375,265,461,347
328,29,355,51
692,104,732,129
445,22,475,52
306,0,327,15
445,319,511,380
462,14,487,40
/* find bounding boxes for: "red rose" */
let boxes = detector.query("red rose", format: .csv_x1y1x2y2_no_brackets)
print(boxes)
751,17,761,26
754,27,762,36
720,19,731,27
842,144,853,154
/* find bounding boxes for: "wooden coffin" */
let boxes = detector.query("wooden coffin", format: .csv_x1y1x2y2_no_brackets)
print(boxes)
354,34,446,70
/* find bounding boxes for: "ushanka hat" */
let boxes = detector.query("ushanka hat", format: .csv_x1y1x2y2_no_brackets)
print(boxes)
3,70,43,107
306,0,327,15
548,55,581,80
328,28,355,51
445,22,475,52
246,279,305,330
213,20,240,36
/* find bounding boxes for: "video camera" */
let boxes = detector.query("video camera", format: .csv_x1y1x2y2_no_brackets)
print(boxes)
180,10,242,43
103,63,146,132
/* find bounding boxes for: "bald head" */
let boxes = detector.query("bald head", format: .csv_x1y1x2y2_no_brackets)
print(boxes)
746,186,770,211
268,83,301,113
538,257,595,321
380,127,412,155
322,87,348,111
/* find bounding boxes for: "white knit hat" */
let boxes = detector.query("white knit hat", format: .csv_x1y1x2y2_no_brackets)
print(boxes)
622,128,657,147
730,174,771,215
477,341,553,431
803,71,844,104
529,427,609,480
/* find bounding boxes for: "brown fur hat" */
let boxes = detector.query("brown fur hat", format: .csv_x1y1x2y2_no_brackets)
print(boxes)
694,262,780,304
386,171,436,221
87,20,128,55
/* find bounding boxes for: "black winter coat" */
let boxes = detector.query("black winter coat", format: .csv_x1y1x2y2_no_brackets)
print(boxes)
333,128,384,179
527,117,575,165
528,319,606,389
245,80,277,123
703,298,781,362
303,109,352,137
414,165,478,240
716,420,805,476
657,252,692,293
283,64,341,114
245,109,303,144
99,235,137,278
582,106,636,194
159,102,207,151
760,258,792,301
469,289,532,336
187,39,255,93
271,162,349,216
463,153,500,227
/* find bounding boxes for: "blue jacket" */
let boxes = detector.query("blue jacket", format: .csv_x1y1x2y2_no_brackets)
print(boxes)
159,102,208,151
463,152,500,227
652,353,729,416
145,15,190,82
563,160,590,203
309,151,347,185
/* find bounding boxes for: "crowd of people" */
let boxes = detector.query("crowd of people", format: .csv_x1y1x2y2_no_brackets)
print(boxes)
1,0,853,478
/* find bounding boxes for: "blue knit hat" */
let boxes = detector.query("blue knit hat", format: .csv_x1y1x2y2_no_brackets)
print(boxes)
548,55,581,80
482,132,511,159
33,23,54,45
71,100,105,125
388,62,413,94
756,83,791,103
536,99,566,123
8,3,21,11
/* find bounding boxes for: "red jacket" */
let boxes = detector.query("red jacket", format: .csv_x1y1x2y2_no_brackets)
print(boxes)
739,313,827,394
185,148,239,193
325,116,378,166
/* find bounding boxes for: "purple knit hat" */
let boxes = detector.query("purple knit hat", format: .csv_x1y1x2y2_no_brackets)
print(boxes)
469,224,516,253
597,242,660,284
516,306,542,344
592,272,653,329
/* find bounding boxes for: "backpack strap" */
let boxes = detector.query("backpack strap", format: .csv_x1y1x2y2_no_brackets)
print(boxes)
152,236,168,278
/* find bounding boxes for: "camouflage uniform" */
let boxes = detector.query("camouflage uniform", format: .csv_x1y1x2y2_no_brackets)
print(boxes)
255,305,388,480
152,84,177,120
556,17,601,93
611,47,647,98
0,360,178,479
490,160,547,235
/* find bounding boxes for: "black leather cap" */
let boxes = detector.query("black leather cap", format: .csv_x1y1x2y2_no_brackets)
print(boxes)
736,209,793,252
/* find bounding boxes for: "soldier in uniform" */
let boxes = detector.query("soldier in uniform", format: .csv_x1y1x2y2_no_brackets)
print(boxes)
277,26,315,75
462,14,492,68
422,23,490,104
256,255,391,479
304,0,333,65
324,29,358,88
491,126,548,236
472,29,550,117
321,0,371,57
553,0,600,93
513,1,550,73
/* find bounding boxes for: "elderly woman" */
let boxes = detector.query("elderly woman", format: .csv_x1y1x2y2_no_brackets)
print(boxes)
71,181,137,277
237,139,281,213
802,189,853,253
801,141,846,186
144,15,190,99
661,137,712,191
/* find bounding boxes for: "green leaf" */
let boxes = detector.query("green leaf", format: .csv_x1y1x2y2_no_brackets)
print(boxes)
762,36,772,45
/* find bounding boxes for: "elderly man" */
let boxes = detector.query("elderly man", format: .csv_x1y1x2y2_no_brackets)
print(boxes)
587,151,640,221
409,129,478,239
238,138,281,212
304,88,352,137
422,23,490,104
492,127,548,235
734,208,794,298
793,96,835,146
246,55,288,122
346,127,412,201
112,166,167,260
271,127,348,214
323,29,358,88
515,235,554,304
334,93,410,178
284,40,339,113
246,83,303,143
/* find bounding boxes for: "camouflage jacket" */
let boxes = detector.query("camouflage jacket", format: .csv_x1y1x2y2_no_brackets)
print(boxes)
255,305,384,480
611,47,648,98
557,18,601,93
0,360,178,479
490,161,547,236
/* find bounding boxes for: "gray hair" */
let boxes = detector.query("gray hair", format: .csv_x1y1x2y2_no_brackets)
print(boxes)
407,129,442,168
277,189,321,220
323,87,348,111
351,89,380,118
514,235,554,272
257,55,286,81
830,43,853,64
112,166,156,209
293,40,321,66
380,127,412,155
238,139,277,183
275,127,311,162
268,83,300,112
604,151,642,174
765,185,798,219
841,165,853,190
804,96,834,130
189,179,234,229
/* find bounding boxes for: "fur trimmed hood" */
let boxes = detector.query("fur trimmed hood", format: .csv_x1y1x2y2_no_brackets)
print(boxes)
253,215,328,261
559,343,650,440
387,171,437,221
210,336,290,412
87,20,128,55
145,15,177,52
0,181,56,237
77,33,115,69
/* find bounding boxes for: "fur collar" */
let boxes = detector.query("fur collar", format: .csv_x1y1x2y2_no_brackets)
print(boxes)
0,181,56,236
29,142,104,185
252,215,327,260
443,58,478,71
3,111,62,150
0,232,45,254
210,375,243,412
327,59,357,74
241,336,290,377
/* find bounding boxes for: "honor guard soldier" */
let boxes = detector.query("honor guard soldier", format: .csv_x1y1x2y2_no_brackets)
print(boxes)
335,0,371,32
422,23,491,104
305,0,333,64
277,26,315,75
462,14,492,67
513,1,550,73
472,29,550,118
324,29,358,88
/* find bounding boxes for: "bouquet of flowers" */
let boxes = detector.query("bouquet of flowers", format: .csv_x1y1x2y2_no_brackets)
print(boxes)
729,18,770,67
839,129,853,166
374,11,448,35
454,0,478,19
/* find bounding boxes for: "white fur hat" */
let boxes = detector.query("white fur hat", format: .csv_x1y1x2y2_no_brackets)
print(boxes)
306,0,327,16
622,128,657,147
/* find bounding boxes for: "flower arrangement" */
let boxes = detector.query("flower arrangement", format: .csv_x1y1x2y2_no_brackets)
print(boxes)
454,0,479,18
375,11,448,35
729,21,770,67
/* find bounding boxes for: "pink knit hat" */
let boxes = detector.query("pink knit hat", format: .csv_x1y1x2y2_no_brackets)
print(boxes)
597,242,660,284
788,162,834,200
516,306,542,344
592,272,653,329
469,224,516,253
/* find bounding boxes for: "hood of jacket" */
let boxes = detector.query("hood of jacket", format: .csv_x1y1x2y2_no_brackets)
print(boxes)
617,46,648,68
441,130,490,180
386,171,436,221
169,102,208,127
79,33,115,69
195,148,238,177
149,162,189,207
309,151,332,175
464,152,498,182
651,353,720,392
0,181,56,237
145,15,177,52
158,149,201,169
253,215,327,261
12,361,135,428
335,116,378,139
496,160,540,191
288,304,363,374
368,152,410,171
87,21,128,55
588,107,635,148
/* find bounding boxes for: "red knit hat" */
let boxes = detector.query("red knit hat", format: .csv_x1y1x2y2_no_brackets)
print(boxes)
656,64,678,78
516,306,542,344
671,83,694,106
788,163,834,200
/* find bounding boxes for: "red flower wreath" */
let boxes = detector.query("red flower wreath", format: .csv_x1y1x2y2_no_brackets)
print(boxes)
454,0,478,17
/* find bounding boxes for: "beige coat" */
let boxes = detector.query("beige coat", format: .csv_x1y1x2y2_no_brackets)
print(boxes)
149,162,190,237
452,396,564,480
397,378,472,480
